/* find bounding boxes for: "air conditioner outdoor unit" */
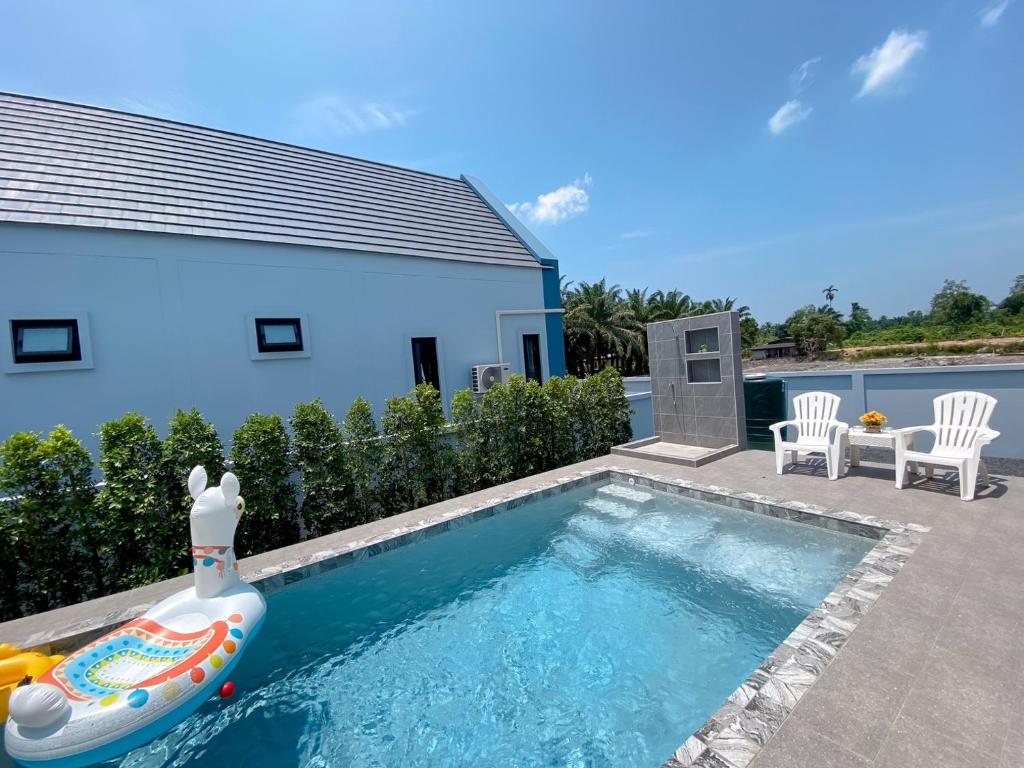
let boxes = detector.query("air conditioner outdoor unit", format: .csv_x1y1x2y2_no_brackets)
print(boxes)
472,363,510,394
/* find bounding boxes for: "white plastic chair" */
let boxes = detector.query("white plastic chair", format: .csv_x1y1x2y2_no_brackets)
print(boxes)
893,391,1000,501
769,392,849,481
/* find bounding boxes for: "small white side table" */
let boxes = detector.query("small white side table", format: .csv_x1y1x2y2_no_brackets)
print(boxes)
847,427,917,476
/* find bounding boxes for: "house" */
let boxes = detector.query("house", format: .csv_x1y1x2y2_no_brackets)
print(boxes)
750,337,798,361
0,92,566,452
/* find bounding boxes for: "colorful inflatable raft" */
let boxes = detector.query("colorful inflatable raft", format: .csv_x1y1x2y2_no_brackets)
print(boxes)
4,467,267,768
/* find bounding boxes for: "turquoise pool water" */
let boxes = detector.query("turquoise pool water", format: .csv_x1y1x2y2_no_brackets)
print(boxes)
108,481,873,767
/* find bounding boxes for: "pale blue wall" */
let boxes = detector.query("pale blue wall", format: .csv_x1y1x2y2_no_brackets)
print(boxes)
1,223,553,456
623,377,654,439
772,364,1024,458
622,368,1023,458
627,392,654,440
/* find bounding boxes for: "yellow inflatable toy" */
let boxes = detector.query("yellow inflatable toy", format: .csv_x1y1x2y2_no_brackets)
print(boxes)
0,644,64,722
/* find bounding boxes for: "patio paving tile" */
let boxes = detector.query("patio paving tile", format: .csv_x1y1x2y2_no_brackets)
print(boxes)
896,644,1014,758
838,599,943,678
782,650,914,761
747,716,871,768
872,714,1001,768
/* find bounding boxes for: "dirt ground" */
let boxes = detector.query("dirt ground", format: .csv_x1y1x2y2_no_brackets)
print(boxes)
743,351,1024,373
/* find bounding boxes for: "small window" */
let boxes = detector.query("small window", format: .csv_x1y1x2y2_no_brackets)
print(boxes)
255,318,303,353
523,334,542,383
11,319,81,364
687,358,722,383
411,337,441,391
685,327,719,354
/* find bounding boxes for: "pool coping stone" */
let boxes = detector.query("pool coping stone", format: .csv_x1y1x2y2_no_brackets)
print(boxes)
1,464,927,768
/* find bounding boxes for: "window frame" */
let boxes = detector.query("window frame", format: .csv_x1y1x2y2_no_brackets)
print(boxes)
521,332,543,384
410,336,442,392
11,319,82,364
2,310,94,374
255,317,304,354
246,314,311,361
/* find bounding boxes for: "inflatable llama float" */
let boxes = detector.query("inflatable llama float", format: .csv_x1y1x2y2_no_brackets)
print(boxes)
5,467,267,767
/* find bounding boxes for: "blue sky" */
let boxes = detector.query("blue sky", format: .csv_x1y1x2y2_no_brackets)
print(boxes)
3,1,1021,321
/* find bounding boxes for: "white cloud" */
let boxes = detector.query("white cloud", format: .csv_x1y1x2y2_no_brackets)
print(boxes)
621,228,654,240
507,174,592,226
852,29,928,97
768,100,813,135
289,93,417,139
980,0,1012,26
789,57,822,94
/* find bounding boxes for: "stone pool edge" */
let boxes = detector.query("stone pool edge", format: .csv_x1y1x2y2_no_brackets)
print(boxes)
3,462,927,768
613,468,929,768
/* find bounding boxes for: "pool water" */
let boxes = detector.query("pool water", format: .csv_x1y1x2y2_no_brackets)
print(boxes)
109,481,873,767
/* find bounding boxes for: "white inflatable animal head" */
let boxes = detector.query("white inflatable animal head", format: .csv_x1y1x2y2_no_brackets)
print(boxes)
7,683,69,730
188,466,245,599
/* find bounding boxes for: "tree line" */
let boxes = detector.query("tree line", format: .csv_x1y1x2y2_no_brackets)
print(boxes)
561,278,750,377
561,275,1024,373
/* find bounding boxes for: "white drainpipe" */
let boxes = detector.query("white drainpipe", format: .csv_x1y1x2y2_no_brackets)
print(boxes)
495,309,566,365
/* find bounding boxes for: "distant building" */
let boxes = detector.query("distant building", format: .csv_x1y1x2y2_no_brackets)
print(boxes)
0,93,566,452
751,337,798,361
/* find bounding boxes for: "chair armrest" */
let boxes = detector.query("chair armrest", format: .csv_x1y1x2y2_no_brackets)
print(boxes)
827,421,849,438
893,425,937,438
769,420,798,434
979,429,1000,444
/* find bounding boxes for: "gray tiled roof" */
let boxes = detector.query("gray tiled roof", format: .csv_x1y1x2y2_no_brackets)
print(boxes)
0,93,540,268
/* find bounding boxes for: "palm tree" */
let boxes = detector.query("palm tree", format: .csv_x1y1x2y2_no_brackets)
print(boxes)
649,289,696,320
623,288,658,326
706,296,751,319
563,279,642,375
622,288,661,374
822,285,838,307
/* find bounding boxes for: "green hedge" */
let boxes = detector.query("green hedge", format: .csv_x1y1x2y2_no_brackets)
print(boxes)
0,370,632,622
230,414,299,557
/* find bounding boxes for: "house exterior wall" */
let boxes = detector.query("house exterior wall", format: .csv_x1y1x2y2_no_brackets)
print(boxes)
0,223,558,454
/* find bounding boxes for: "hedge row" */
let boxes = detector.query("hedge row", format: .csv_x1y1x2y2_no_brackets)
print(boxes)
0,370,631,622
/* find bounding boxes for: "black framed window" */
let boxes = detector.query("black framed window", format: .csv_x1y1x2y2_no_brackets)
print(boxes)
411,337,441,391
11,319,81,364
255,318,303,353
523,333,542,383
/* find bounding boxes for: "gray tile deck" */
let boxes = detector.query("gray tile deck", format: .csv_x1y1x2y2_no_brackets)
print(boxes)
0,449,1018,768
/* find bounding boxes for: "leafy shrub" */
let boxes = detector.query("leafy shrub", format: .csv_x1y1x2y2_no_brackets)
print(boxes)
343,397,384,525
0,427,99,619
96,413,177,589
479,375,548,484
450,370,630,491
570,375,600,460
161,409,223,569
576,368,632,459
230,414,299,557
291,400,351,538
540,375,579,469
451,389,488,493
379,384,455,514
0,368,634,622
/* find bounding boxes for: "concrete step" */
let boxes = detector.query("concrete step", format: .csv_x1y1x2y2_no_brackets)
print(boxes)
580,496,637,520
595,483,656,507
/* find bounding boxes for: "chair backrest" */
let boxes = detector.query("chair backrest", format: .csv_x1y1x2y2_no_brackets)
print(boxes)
931,391,997,453
792,391,842,440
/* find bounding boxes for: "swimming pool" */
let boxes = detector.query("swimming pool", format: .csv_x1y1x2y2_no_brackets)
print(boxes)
79,475,885,768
